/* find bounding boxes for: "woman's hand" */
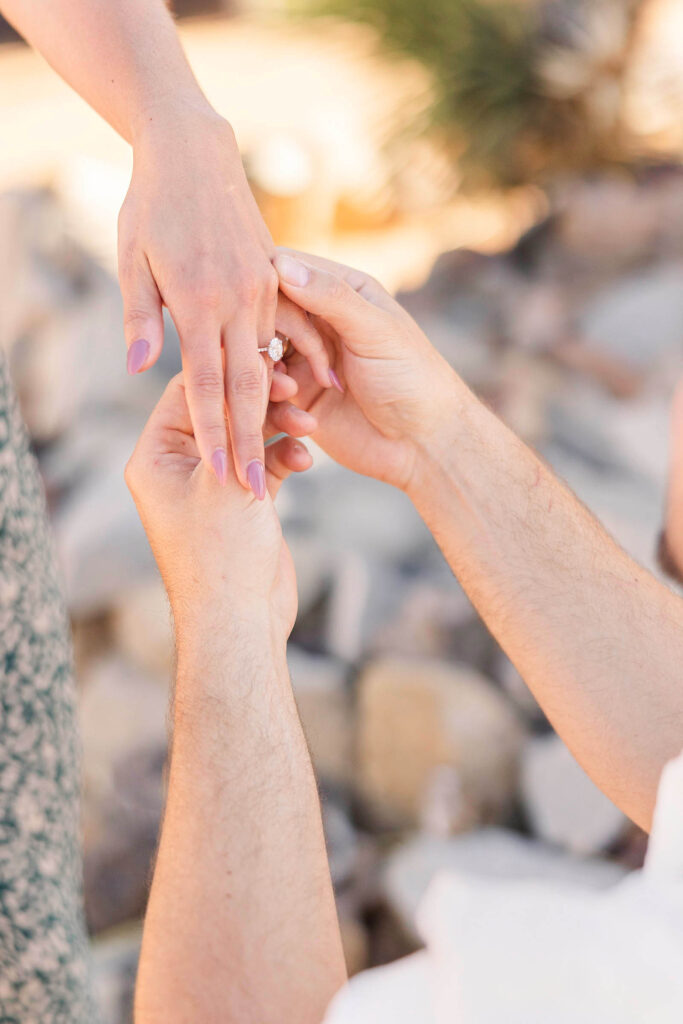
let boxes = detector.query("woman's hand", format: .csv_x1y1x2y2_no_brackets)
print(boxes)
118,102,332,497
125,368,313,648
273,250,461,493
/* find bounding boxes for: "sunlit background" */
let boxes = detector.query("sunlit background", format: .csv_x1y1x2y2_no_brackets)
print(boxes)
2,1,683,1019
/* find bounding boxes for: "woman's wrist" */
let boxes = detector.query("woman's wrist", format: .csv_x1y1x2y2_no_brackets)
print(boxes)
129,90,233,152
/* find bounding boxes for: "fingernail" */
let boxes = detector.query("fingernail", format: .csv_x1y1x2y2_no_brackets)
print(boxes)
211,448,228,487
247,459,266,501
329,369,345,393
127,338,150,375
275,254,309,287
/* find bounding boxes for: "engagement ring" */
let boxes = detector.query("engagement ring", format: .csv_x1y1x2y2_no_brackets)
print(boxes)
259,335,290,361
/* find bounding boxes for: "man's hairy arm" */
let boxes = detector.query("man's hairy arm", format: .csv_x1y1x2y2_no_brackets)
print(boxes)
135,623,346,1024
126,376,346,1024
273,251,683,834
408,386,683,833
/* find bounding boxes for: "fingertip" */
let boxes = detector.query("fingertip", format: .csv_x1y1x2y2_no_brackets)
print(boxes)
291,440,313,470
270,369,298,402
274,253,310,288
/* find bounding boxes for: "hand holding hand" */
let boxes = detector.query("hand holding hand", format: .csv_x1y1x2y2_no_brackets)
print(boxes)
125,369,312,648
118,102,332,497
273,250,461,493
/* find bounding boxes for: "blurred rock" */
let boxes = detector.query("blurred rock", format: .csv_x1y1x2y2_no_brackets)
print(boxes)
285,531,335,619
493,652,545,726
521,734,628,855
112,577,174,679
370,581,480,663
289,646,353,787
357,657,525,829
556,177,663,271
503,281,569,353
80,657,168,932
53,440,156,616
92,922,141,1024
338,908,370,978
323,798,360,891
41,410,146,500
315,470,430,563
10,279,124,444
383,828,627,940
325,553,408,664
578,262,683,375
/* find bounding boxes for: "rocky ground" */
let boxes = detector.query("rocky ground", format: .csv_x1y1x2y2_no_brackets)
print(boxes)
2,165,683,1020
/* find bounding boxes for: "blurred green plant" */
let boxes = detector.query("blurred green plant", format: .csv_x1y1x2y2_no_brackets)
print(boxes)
307,0,644,188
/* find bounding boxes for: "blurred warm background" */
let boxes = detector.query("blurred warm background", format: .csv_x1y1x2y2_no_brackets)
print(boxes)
2,1,683,1020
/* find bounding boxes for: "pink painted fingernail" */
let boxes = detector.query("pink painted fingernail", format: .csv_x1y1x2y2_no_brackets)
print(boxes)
247,459,266,500
211,448,228,487
127,338,150,375
275,254,309,287
329,369,344,393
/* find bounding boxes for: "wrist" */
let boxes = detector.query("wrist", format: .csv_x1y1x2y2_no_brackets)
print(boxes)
174,607,289,703
403,369,473,501
130,91,233,151
174,596,287,660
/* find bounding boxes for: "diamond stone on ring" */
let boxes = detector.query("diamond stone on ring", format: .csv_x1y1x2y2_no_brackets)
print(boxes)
259,336,284,362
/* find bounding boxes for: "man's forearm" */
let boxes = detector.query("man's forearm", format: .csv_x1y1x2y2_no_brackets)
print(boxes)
409,381,683,832
0,0,211,142
135,615,346,1024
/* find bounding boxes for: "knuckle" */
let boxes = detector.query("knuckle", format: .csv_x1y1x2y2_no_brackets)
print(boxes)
123,456,138,495
198,422,227,444
117,240,137,280
191,366,224,398
123,306,153,331
234,274,260,306
237,430,264,454
230,368,262,398
182,263,223,310
329,275,347,304
263,266,279,302
192,280,222,311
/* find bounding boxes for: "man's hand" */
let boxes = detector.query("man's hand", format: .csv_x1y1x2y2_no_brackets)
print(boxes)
125,366,312,645
273,249,461,493
119,106,333,498
128,373,346,1024
276,248,683,833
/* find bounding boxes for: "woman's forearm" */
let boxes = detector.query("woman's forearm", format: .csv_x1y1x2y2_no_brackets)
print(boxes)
408,380,683,832
135,612,346,1024
0,0,210,142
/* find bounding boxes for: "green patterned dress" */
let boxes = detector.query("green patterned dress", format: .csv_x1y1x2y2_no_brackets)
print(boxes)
0,358,95,1022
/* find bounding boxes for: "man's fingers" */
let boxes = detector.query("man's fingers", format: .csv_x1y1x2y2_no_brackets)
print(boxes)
224,319,268,498
270,368,299,403
265,401,318,439
273,253,383,347
265,436,312,499
119,250,165,374
126,373,196,496
178,324,230,486
275,294,331,390
277,247,397,314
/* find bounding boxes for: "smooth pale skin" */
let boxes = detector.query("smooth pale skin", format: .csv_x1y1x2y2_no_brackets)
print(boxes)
126,372,345,1024
273,248,683,834
0,0,332,491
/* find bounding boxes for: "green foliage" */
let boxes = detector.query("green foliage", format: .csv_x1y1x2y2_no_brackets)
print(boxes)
308,0,639,188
